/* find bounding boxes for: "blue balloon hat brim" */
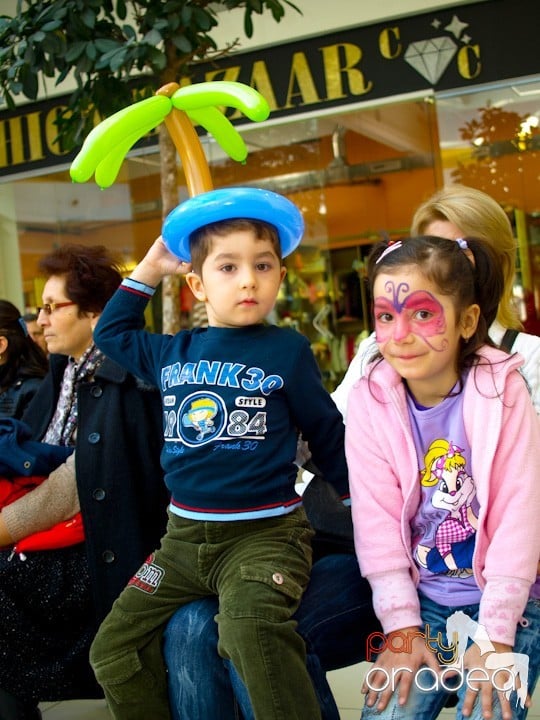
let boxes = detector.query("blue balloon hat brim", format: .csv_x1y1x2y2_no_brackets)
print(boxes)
162,187,304,262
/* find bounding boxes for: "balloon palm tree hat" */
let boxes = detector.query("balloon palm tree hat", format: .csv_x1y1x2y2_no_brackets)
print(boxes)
162,187,305,262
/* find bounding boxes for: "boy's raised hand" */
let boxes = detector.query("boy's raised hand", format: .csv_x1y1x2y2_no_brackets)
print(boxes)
130,236,192,286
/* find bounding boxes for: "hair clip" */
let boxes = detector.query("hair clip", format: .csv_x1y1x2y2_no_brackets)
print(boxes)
456,238,468,251
376,240,403,264
18,317,29,337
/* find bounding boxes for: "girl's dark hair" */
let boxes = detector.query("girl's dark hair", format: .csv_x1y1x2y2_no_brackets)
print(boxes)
0,300,49,389
367,235,504,376
189,218,282,275
38,244,123,313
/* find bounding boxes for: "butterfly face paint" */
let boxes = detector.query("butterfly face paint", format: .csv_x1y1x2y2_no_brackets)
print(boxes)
374,278,448,351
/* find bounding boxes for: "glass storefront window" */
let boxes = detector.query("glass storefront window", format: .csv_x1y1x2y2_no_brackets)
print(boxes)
6,95,440,388
435,74,540,333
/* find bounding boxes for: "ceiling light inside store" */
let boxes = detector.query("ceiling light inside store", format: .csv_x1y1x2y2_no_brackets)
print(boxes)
523,115,539,128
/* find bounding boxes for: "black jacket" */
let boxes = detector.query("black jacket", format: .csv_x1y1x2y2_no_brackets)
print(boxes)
0,417,72,476
0,375,43,420
23,354,168,625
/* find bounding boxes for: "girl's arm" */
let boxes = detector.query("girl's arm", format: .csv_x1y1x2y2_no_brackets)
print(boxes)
477,371,540,644
345,380,421,632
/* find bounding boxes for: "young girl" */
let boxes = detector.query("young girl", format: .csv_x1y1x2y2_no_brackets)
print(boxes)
345,236,540,720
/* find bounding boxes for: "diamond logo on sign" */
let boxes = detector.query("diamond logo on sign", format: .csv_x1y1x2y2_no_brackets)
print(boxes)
404,36,458,84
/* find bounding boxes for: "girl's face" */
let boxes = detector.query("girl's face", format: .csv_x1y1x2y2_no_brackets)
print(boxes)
38,274,97,360
186,230,286,328
373,264,478,406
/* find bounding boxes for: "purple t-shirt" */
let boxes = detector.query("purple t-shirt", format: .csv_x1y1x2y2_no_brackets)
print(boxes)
407,385,482,606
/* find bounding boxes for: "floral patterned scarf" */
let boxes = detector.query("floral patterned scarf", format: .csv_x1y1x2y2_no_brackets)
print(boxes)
43,344,104,446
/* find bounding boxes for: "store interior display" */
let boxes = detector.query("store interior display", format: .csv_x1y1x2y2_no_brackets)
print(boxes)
275,245,370,390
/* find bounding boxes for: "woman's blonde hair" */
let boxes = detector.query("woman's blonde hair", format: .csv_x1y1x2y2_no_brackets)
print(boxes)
411,184,520,329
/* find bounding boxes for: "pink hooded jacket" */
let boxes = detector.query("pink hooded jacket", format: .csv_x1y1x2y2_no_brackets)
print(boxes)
345,345,540,645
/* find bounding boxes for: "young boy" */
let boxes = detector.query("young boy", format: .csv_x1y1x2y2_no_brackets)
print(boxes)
90,187,350,720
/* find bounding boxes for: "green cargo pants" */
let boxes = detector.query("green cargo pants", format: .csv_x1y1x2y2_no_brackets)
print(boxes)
90,507,321,720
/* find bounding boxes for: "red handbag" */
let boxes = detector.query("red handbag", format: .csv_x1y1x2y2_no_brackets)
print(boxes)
1,476,85,559
12,511,84,558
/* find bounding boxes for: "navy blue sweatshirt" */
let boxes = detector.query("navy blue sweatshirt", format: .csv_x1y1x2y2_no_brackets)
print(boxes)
94,281,349,520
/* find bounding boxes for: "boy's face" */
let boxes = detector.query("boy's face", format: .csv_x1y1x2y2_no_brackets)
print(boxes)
186,230,286,328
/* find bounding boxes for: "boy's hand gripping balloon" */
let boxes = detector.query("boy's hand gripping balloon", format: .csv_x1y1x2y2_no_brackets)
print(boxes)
70,81,304,260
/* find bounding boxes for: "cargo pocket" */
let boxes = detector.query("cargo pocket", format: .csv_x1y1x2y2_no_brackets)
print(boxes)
241,562,305,601
219,561,306,623
92,647,158,705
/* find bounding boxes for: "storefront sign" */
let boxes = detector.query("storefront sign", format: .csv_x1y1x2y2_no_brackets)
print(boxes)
0,0,536,178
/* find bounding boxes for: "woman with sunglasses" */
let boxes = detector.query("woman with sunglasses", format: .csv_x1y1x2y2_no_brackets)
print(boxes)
0,300,48,420
0,244,168,720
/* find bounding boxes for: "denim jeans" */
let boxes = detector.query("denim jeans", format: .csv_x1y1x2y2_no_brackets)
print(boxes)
360,594,540,720
90,509,317,720
164,552,379,720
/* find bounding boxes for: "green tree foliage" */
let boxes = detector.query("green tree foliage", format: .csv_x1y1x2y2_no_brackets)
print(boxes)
0,0,299,149
0,0,299,333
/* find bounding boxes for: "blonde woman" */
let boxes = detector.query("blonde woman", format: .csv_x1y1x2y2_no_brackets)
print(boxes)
334,184,540,416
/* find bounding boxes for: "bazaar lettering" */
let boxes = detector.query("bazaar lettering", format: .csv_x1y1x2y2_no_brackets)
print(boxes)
195,43,374,114
0,27,482,173
0,105,71,170
0,39,380,172
192,33,481,117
